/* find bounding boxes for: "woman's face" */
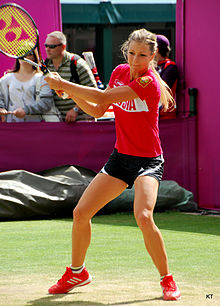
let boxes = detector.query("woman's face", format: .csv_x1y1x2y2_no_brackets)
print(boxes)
127,41,155,79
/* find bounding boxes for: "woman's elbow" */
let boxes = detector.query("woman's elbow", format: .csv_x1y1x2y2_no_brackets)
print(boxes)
94,110,105,118
93,106,107,118
94,89,112,105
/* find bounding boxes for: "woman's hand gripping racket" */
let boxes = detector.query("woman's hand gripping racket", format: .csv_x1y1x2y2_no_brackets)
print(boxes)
0,3,68,99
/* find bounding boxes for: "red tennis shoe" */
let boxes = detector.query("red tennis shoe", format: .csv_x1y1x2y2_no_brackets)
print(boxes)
48,266,92,294
160,274,181,301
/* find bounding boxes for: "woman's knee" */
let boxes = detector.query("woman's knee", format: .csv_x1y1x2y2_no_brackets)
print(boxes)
135,209,154,230
73,205,90,226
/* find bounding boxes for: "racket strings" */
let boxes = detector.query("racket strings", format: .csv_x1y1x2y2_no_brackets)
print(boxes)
0,5,37,57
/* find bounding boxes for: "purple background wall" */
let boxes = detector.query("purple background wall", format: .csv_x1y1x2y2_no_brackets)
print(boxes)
0,120,196,199
0,0,62,77
0,0,219,210
176,0,220,210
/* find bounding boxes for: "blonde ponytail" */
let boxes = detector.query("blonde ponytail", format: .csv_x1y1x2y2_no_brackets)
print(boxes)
151,66,175,111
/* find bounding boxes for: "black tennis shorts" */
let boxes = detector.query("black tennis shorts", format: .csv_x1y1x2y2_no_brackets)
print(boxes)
100,149,164,189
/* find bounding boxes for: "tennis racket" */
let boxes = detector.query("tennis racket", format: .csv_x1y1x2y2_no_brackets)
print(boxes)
0,3,49,73
0,3,68,98
82,51,105,89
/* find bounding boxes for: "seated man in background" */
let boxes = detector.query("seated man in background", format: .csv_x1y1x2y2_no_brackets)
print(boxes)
45,31,97,122
155,34,179,119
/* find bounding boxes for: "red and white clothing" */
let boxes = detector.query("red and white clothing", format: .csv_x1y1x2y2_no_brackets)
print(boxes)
108,64,162,157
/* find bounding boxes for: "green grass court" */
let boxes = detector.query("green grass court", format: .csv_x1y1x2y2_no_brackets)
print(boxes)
0,211,220,305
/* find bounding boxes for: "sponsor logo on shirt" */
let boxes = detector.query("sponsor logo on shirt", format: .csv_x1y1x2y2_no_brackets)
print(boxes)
112,80,149,112
114,98,149,112
136,76,152,88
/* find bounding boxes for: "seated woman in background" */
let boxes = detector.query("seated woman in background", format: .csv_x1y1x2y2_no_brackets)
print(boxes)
0,49,60,122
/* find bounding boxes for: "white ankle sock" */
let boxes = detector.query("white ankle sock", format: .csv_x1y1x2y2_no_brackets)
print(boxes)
70,263,85,274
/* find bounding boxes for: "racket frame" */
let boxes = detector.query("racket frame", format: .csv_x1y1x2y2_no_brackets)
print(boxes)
0,3,49,74
0,3,39,58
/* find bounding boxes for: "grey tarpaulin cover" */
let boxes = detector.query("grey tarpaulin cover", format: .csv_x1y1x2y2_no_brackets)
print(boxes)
0,165,197,220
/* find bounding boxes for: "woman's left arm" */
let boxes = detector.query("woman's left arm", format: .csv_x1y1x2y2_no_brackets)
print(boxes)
45,72,138,105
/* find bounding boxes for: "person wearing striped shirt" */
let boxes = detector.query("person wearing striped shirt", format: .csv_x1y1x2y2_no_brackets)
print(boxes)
45,31,97,122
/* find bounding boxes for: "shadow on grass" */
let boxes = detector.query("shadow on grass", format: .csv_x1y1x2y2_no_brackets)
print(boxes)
27,294,104,305
27,293,163,305
91,212,220,236
47,211,220,236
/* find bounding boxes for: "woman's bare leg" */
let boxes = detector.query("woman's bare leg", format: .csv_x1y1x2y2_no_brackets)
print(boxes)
72,173,127,267
134,176,169,276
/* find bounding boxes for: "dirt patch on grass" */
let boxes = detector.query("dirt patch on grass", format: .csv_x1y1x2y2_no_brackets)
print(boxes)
0,274,220,306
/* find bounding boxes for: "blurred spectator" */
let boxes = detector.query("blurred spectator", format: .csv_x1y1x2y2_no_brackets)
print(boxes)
156,34,178,119
0,49,60,122
45,31,97,122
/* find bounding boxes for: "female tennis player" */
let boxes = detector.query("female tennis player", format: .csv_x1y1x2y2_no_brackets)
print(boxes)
45,28,181,301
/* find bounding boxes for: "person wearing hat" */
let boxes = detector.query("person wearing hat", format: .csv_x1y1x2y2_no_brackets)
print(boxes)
155,35,178,119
